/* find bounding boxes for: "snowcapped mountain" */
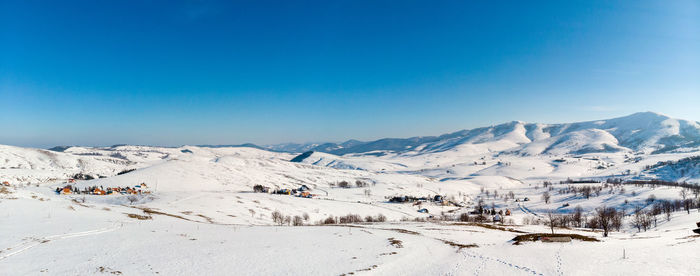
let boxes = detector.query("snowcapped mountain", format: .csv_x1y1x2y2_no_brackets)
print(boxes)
277,112,700,156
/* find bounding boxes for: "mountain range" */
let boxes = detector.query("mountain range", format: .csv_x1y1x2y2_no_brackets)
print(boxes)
45,112,700,157
269,112,700,156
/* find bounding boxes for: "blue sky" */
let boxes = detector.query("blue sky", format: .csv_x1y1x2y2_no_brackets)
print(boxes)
1,0,698,148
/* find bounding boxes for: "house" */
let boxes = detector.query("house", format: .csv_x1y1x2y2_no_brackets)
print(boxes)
493,214,502,222
62,187,72,194
1,181,9,186
299,191,312,198
417,208,429,213
434,195,443,202
693,222,700,234
505,209,511,216
298,185,310,192
68,179,76,183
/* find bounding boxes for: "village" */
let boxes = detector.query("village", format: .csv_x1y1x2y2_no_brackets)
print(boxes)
52,179,150,196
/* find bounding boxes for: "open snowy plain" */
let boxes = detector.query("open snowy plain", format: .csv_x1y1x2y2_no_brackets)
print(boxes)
1,112,699,275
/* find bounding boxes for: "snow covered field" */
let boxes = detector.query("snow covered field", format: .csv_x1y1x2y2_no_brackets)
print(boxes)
1,113,700,275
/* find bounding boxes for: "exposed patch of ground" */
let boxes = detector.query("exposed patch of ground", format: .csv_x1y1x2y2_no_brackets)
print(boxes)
387,237,403,248
379,228,420,235
97,266,122,275
126,213,152,220
437,239,479,251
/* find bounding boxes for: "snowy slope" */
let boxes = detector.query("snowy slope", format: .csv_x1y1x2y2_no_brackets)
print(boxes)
0,145,134,183
266,112,700,156
1,112,700,275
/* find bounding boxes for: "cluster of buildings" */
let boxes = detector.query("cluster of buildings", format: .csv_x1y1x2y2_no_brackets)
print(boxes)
254,184,315,198
55,183,149,196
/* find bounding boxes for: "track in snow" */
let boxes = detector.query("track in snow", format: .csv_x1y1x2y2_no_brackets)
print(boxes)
518,203,542,218
555,245,564,276
458,249,544,276
0,224,121,262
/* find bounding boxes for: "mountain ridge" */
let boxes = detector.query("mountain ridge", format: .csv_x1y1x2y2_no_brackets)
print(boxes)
285,112,700,156
44,112,700,156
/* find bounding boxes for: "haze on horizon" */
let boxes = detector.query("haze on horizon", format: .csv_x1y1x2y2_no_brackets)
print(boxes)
1,0,698,148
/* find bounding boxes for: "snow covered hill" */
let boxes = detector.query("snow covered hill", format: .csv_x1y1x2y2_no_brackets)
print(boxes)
269,112,700,156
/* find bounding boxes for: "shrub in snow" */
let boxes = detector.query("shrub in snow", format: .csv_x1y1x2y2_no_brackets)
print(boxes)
292,216,304,226
322,216,336,225
337,181,350,188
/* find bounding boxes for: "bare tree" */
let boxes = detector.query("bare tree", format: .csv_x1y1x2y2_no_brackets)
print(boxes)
572,205,584,227
680,189,688,201
662,201,672,221
632,206,644,232
292,215,304,226
582,187,591,199
542,191,551,204
271,210,284,225
683,199,692,214
596,206,616,237
127,195,138,205
546,210,558,234
611,208,623,231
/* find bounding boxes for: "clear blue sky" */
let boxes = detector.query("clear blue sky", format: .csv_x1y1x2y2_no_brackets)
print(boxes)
1,1,698,148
